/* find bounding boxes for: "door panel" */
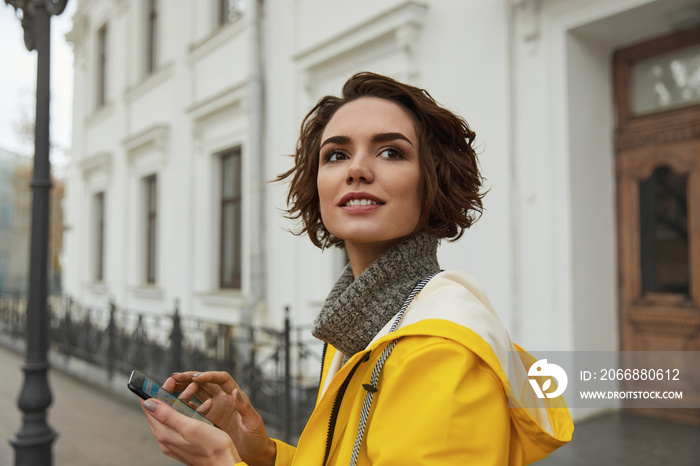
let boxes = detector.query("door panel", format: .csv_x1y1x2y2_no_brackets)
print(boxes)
614,27,700,425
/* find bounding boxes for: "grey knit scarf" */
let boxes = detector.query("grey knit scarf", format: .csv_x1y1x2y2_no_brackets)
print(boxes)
312,232,441,357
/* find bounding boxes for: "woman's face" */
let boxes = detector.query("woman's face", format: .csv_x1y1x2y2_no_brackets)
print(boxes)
317,97,423,253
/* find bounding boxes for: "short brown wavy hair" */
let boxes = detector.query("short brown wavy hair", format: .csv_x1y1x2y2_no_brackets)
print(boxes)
277,72,485,249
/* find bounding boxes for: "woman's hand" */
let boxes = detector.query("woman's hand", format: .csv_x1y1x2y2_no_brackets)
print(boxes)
169,371,277,466
141,397,240,466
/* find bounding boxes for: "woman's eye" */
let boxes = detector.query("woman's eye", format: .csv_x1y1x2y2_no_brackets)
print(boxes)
324,150,347,163
378,147,403,159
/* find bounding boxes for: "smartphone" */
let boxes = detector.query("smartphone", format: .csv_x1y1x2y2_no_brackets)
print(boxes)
128,369,214,426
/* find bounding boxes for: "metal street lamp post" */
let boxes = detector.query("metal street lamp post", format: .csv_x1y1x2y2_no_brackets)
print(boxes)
4,1,69,465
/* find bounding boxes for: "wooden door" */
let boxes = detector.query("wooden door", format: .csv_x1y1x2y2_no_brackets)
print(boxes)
614,27,700,425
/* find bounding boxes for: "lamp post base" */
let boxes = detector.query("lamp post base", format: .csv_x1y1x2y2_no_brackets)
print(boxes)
10,425,57,466
10,361,57,466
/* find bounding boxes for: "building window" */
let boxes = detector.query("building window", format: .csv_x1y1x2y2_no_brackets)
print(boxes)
217,0,231,26
93,192,105,281
144,175,157,284
216,0,243,27
96,23,108,108
145,0,158,75
219,149,241,289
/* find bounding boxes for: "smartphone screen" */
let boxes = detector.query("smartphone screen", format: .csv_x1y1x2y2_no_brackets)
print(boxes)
128,370,214,426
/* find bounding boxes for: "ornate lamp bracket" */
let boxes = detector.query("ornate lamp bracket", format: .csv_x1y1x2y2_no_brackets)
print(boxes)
5,0,69,51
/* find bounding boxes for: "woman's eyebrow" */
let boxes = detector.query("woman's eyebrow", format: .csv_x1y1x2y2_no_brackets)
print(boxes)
320,135,351,149
371,132,413,146
320,132,413,149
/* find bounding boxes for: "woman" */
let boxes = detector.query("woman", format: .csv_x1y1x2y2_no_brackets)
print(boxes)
141,72,573,465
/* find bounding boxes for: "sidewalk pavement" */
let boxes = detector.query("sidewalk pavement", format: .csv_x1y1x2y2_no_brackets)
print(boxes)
537,409,700,465
0,343,175,466
2,340,699,465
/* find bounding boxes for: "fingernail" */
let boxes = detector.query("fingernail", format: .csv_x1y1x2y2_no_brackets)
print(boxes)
143,400,157,412
236,389,242,402
192,373,202,378
171,372,180,376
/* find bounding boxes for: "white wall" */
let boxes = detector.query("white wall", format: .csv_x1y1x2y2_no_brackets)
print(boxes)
566,32,617,352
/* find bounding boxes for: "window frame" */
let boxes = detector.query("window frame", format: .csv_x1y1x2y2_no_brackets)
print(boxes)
145,0,159,75
217,0,231,27
96,22,108,109
218,148,242,290
93,191,105,282
144,174,158,285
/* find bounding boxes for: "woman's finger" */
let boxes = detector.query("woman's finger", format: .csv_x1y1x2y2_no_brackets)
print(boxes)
141,399,183,445
195,398,214,414
171,371,201,381
177,381,201,401
231,388,257,423
191,371,240,391
161,376,178,393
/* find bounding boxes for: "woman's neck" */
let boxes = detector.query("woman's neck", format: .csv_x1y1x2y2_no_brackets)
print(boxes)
345,237,405,278
312,231,441,356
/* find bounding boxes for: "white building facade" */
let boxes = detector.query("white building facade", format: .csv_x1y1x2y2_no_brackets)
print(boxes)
64,0,700,423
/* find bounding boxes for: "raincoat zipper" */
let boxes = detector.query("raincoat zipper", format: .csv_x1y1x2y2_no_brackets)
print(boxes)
322,351,370,466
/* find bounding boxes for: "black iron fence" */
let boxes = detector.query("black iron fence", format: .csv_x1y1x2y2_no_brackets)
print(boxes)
0,294,322,443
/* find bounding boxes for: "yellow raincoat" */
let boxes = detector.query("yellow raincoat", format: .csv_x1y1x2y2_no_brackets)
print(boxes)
245,271,573,465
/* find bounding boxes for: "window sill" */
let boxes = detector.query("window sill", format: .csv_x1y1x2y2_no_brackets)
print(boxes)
85,281,109,295
85,101,115,128
130,285,164,300
125,61,175,104
197,290,246,308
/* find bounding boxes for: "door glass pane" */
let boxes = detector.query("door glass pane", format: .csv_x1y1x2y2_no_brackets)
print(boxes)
632,44,700,116
639,166,689,295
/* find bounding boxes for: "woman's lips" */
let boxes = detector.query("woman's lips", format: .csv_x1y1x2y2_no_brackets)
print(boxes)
338,192,384,206
341,202,382,214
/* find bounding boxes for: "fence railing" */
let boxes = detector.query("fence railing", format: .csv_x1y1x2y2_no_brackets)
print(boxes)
0,294,322,443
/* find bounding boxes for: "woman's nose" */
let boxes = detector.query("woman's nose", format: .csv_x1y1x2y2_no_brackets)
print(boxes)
346,154,374,184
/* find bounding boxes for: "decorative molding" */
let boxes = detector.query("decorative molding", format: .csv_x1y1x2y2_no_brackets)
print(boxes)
66,0,125,49
615,120,700,152
79,151,112,180
123,124,171,168
395,23,421,82
294,1,428,79
510,0,540,44
65,11,88,51
124,124,170,154
627,304,700,328
616,136,700,180
187,81,247,122
617,153,697,183
124,61,176,105
631,313,700,330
